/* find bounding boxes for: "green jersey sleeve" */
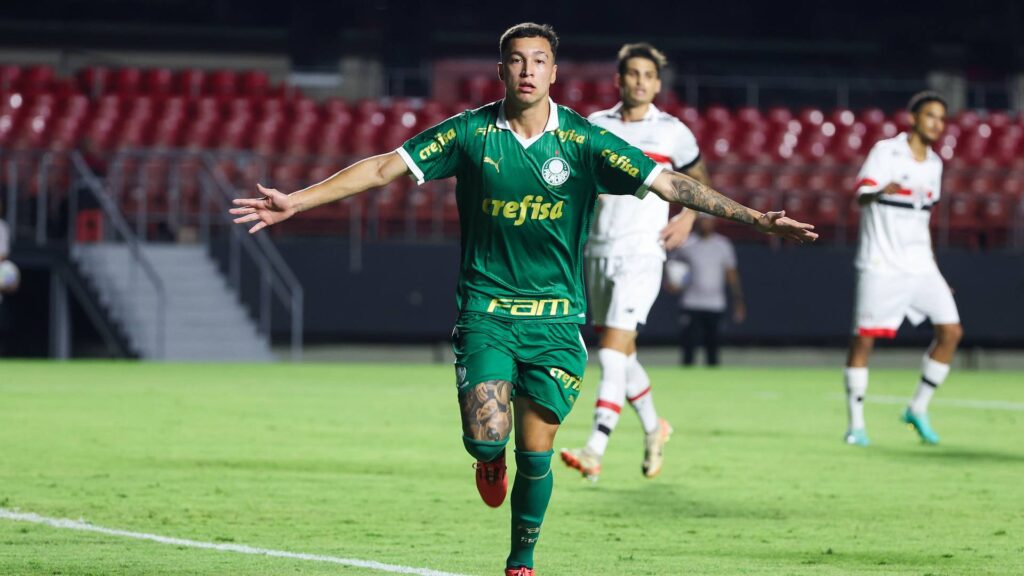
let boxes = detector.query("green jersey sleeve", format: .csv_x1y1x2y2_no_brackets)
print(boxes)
588,125,664,199
396,113,466,184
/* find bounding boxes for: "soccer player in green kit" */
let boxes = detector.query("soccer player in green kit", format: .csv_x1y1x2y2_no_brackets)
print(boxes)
231,22,817,576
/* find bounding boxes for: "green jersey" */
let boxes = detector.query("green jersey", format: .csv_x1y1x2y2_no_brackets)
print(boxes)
397,99,662,323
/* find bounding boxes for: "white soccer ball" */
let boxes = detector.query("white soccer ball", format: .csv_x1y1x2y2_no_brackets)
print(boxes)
0,260,20,290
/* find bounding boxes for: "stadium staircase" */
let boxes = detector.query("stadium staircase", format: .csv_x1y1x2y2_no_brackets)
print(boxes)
72,242,275,361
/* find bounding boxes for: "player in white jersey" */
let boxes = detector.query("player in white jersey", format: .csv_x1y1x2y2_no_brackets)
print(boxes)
561,43,710,482
843,91,963,447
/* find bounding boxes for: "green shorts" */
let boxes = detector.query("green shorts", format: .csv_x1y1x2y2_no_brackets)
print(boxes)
451,313,588,422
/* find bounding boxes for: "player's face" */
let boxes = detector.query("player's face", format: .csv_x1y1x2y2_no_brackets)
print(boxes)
617,57,661,107
499,37,557,107
910,101,946,144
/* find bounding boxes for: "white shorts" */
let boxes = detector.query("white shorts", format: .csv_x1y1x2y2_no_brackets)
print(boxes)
852,266,960,338
585,255,664,331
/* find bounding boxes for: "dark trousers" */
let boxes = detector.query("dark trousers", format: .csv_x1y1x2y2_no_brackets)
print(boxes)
680,309,724,366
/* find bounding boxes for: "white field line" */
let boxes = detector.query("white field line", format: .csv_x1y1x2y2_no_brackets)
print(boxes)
829,394,1024,411
0,508,474,576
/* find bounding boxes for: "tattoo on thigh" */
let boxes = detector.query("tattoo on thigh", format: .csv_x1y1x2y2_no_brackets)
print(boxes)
461,380,511,441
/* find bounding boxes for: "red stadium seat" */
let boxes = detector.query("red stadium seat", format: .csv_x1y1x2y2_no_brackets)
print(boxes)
781,190,813,223
176,69,206,97
76,66,110,96
354,99,386,126
17,65,55,93
946,192,981,248
461,75,502,105
797,107,825,129
735,106,762,126
142,68,173,95
859,107,886,127
207,70,238,97
371,183,409,237
111,68,142,95
1000,172,1024,197
349,122,386,156
323,98,354,124
766,106,793,126
815,191,842,235
271,159,308,192
239,70,270,97
0,65,22,91
592,81,619,108
979,194,1011,247
890,111,912,133
558,78,591,107
955,110,981,131
705,105,732,129
318,123,350,156
832,108,856,127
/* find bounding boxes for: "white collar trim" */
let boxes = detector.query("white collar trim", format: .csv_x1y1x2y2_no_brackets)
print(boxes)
496,98,560,148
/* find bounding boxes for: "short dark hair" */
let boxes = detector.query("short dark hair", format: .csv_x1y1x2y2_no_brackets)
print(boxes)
499,22,559,60
617,42,668,77
908,90,947,114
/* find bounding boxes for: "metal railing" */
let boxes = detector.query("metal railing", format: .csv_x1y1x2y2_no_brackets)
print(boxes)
68,152,168,358
200,153,304,360
102,149,304,360
1,149,168,358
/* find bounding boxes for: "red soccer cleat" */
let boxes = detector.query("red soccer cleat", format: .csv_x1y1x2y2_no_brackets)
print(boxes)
474,450,508,508
505,567,535,576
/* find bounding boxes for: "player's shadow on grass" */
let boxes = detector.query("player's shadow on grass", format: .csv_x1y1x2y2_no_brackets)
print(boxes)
584,483,785,521
688,427,792,440
871,445,1024,465
161,457,407,477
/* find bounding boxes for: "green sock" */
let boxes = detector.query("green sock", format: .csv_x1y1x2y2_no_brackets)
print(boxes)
506,449,554,569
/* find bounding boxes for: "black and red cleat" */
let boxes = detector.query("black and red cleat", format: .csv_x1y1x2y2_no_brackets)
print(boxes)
505,567,535,576
474,450,508,507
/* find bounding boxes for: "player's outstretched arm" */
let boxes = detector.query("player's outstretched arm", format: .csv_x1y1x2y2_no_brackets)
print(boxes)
857,182,903,206
230,151,409,234
650,170,818,243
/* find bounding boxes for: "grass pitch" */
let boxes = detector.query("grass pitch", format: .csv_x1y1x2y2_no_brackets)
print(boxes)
0,361,1021,575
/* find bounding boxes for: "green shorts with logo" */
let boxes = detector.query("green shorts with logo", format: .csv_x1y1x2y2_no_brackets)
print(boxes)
451,313,588,423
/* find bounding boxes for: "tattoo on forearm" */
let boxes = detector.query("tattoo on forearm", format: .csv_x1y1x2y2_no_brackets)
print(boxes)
460,380,511,441
666,172,757,225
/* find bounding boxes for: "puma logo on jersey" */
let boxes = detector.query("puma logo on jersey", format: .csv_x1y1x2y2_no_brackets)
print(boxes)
484,156,503,173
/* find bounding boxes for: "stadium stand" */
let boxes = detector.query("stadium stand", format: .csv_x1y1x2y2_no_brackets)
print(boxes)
1,64,1022,247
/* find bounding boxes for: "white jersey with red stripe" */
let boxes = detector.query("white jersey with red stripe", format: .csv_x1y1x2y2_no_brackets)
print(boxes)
586,102,701,260
854,132,943,274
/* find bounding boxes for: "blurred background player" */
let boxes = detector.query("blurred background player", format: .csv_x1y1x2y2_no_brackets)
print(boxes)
0,197,17,356
843,91,963,447
231,22,815,575
561,43,710,483
665,215,745,366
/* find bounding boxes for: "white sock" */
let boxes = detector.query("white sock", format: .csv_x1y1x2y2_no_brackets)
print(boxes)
910,355,950,414
844,367,868,430
585,348,628,457
625,353,659,434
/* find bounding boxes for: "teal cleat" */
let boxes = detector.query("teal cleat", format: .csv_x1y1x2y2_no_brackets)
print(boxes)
901,408,940,445
844,428,870,447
